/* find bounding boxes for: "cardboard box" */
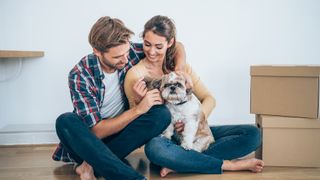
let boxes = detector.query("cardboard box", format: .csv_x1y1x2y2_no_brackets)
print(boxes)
250,65,320,119
256,115,320,167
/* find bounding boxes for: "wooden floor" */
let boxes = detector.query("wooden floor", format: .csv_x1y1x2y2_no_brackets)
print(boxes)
0,145,319,180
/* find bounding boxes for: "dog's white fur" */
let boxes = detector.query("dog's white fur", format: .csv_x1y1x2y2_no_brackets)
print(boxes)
157,72,215,152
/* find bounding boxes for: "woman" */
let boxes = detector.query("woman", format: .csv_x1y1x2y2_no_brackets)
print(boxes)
124,15,264,177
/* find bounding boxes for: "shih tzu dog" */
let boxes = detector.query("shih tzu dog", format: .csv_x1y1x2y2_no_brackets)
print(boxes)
146,72,215,152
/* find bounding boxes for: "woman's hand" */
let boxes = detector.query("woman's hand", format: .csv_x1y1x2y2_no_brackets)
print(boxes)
176,71,193,89
133,78,148,103
174,120,185,134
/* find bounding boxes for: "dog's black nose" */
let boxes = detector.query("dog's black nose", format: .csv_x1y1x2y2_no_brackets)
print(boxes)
170,86,176,91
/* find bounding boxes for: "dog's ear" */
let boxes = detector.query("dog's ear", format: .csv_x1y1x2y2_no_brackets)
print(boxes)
186,88,193,100
145,78,162,90
151,79,162,89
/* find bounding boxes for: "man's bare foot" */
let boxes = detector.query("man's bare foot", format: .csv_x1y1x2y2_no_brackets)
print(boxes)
222,158,264,173
75,161,97,180
160,167,175,177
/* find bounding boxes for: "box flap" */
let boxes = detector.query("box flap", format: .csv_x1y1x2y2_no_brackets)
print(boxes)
251,76,319,118
251,65,320,77
257,115,320,128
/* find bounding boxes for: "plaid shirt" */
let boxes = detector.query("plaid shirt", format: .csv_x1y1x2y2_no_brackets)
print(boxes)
52,42,144,162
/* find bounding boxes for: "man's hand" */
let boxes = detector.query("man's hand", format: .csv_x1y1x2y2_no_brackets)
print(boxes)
174,120,185,134
135,89,163,114
133,78,147,103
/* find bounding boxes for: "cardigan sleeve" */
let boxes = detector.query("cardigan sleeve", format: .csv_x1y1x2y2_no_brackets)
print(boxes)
185,64,216,120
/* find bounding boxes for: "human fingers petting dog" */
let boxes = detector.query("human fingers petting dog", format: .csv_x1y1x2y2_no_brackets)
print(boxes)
136,89,163,114
133,77,148,103
175,71,193,89
174,121,184,134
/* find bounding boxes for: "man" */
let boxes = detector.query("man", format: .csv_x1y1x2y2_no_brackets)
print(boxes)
52,16,186,180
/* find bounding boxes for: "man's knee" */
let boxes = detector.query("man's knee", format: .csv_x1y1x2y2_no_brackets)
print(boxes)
148,105,171,131
55,112,78,131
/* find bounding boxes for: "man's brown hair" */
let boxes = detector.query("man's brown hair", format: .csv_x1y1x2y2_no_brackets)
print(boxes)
88,16,134,52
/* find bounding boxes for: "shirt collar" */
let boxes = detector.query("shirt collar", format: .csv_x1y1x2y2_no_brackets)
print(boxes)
88,53,104,80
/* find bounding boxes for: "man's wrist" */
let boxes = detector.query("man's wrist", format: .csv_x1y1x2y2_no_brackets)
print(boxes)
131,106,143,117
134,96,142,105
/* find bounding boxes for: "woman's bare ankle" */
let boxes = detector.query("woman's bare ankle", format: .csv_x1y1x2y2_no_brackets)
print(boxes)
160,167,175,177
222,158,264,173
222,160,236,171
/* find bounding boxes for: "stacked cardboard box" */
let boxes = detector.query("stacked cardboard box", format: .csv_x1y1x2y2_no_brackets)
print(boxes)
250,65,320,167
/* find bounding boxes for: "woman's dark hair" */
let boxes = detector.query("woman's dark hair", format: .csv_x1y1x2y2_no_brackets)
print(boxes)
142,15,177,73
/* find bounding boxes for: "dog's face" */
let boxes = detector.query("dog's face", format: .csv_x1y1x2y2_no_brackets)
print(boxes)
160,72,191,104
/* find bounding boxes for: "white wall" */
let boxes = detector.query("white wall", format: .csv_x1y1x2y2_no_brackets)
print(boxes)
0,0,320,143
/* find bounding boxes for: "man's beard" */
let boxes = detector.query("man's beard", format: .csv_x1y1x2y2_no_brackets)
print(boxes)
100,57,126,70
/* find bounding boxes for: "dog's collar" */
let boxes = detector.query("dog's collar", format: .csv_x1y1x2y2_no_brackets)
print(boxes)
175,100,188,106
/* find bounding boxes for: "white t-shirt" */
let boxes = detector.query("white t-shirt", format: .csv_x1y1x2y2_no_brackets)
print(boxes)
100,71,125,119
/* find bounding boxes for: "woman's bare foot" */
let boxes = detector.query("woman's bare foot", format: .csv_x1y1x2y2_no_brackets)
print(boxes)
160,167,175,177
75,161,97,180
222,158,264,173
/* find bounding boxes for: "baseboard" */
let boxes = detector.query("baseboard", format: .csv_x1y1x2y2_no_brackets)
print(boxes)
0,124,59,145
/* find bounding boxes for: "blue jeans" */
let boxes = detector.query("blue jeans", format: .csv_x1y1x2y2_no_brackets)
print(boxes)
55,105,171,180
145,125,261,174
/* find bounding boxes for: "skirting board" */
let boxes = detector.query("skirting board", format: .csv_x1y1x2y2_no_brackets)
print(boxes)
0,124,59,145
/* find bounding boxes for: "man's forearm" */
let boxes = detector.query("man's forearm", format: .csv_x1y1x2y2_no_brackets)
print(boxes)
91,107,143,139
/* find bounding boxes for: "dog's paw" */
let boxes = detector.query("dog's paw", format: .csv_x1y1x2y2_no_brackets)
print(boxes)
161,134,172,140
180,143,192,151
192,146,203,153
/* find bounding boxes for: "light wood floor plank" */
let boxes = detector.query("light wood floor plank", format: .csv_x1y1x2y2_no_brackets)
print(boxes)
0,145,319,180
